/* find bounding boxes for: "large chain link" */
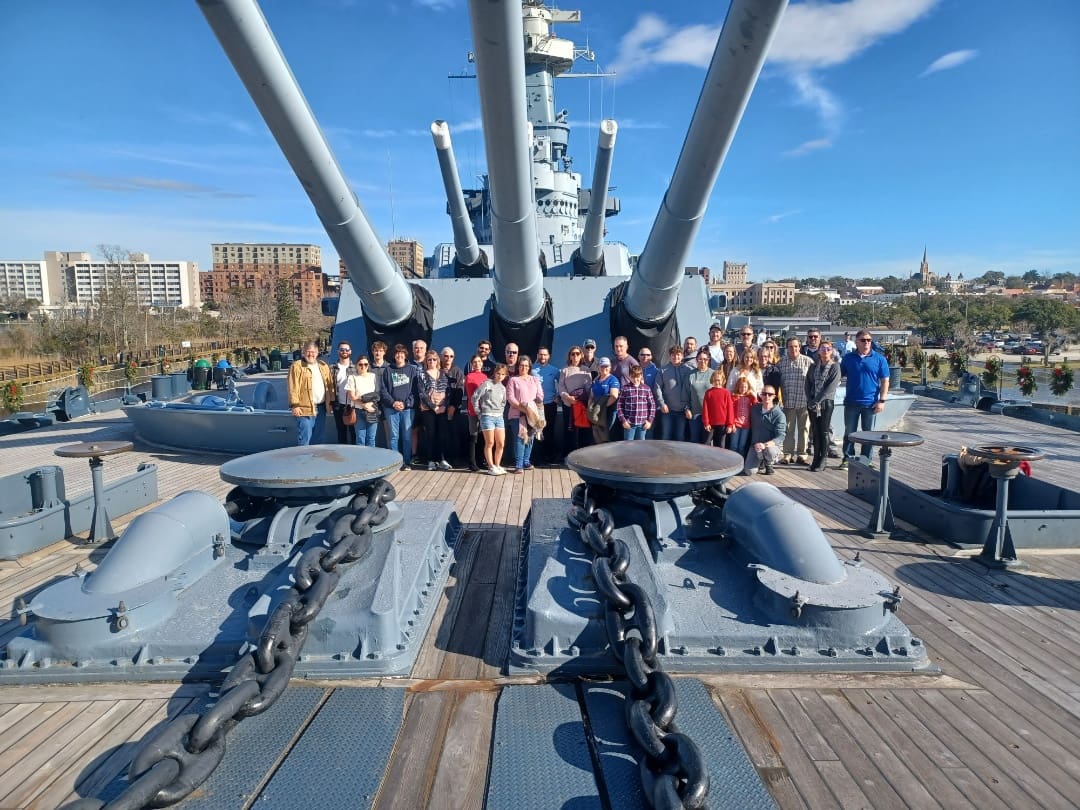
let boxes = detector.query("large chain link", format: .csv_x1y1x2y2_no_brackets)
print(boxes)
568,483,710,810
63,480,396,810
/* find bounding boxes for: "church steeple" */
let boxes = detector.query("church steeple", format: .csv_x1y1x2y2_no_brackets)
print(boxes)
919,246,932,285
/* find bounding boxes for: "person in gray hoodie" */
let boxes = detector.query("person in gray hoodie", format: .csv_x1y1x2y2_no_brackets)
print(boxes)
657,345,692,441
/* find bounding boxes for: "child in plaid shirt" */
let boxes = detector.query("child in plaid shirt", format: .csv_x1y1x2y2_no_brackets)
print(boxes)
616,365,656,440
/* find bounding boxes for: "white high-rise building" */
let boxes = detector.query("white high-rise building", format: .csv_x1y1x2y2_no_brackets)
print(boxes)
64,257,201,308
0,260,60,305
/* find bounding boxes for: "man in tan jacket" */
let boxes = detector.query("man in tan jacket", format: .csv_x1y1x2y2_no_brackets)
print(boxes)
287,341,334,445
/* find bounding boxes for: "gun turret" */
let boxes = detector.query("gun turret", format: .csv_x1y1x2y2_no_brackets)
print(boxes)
573,119,617,276
626,0,788,324
466,0,546,330
196,0,419,334
431,121,487,277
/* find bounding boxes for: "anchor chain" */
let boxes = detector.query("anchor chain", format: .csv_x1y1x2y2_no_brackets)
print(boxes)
63,480,396,810
567,483,709,810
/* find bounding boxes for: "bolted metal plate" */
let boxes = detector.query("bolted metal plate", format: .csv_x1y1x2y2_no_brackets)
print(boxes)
966,444,1045,464
566,440,742,497
220,444,402,498
847,431,924,448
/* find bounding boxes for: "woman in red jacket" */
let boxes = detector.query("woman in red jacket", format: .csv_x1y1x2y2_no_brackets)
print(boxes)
701,369,735,448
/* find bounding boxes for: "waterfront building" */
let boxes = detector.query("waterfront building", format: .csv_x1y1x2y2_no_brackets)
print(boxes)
0,259,59,306
65,254,200,308
201,242,326,311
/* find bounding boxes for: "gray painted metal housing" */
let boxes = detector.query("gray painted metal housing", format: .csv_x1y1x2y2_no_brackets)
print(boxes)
629,0,789,322
196,0,414,327
0,463,158,560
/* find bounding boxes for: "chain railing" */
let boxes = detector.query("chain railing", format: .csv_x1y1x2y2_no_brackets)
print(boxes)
63,479,396,810
567,482,709,809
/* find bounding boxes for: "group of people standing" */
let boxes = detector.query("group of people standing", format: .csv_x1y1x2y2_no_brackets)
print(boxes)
285,323,891,477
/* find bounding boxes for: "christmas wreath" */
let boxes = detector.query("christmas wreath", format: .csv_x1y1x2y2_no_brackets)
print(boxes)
927,354,941,379
2,381,24,413
981,355,1003,388
1015,364,1037,397
1050,363,1074,397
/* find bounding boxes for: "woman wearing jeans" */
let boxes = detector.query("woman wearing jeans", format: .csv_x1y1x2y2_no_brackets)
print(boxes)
346,355,380,447
506,355,544,473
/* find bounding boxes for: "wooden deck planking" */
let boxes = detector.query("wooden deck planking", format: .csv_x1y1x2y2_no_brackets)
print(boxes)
0,398,1079,808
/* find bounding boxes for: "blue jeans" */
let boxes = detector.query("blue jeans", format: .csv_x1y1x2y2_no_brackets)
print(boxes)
385,406,414,463
295,409,327,446
658,411,687,441
624,424,647,440
509,417,534,469
843,403,877,461
356,419,378,447
729,427,750,457
687,414,705,444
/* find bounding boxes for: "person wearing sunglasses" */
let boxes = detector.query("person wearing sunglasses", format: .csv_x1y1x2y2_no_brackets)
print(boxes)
735,327,756,361
743,386,786,476
839,330,890,468
330,342,356,445
558,346,593,456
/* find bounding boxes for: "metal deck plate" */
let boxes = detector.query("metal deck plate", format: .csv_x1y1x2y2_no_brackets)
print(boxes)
179,687,326,809
487,683,601,809
581,680,776,809
255,687,405,808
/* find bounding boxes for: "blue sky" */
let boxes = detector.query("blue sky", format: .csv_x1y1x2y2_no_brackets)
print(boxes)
2,0,1077,282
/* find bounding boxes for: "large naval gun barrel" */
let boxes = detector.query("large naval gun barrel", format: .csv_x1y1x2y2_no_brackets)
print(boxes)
467,0,546,328
196,0,415,329
431,120,486,276
573,119,618,276
626,0,788,323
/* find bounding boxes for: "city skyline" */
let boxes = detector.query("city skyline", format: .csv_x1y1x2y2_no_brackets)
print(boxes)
2,0,1077,282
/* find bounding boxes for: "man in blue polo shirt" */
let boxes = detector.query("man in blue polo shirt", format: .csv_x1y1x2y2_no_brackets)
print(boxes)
839,329,890,468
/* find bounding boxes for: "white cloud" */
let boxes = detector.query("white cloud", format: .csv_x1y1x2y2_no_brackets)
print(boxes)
783,138,833,157
765,209,803,223
768,0,940,69
609,2,943,159
920,49,978,77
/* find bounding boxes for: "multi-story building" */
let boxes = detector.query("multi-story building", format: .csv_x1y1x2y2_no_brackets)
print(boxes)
387,239,425,279
201,243,326,311
339,240,425,284
65,256,200,308
0,259,58,305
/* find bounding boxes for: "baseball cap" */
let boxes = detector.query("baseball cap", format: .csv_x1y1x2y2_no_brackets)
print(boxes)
710,322,722,331
583,339,597,349
598,357,612,367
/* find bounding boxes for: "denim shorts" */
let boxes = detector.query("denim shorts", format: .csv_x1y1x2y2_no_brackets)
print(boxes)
479,414,505,431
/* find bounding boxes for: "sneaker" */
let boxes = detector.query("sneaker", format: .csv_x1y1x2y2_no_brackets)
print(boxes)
427,462,436,471
438,459,452,471
797,456,811,466
495,465,507,475
827,449,841,459
400,464,408,471
511,468,524,475
838,459,849,470
487,466,501,476
523,463,534,471
764,465,775,475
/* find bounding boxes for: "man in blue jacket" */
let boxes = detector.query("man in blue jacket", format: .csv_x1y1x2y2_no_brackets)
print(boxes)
839,329,890,468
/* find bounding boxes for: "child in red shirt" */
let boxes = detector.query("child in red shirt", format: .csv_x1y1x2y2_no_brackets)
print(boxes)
729,375,757,456
702,370,735,447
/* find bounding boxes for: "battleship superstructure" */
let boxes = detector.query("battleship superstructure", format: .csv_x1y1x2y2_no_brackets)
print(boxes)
305,0,784,359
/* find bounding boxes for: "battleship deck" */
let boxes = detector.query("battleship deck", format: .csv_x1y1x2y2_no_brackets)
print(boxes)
1,398,1079,808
